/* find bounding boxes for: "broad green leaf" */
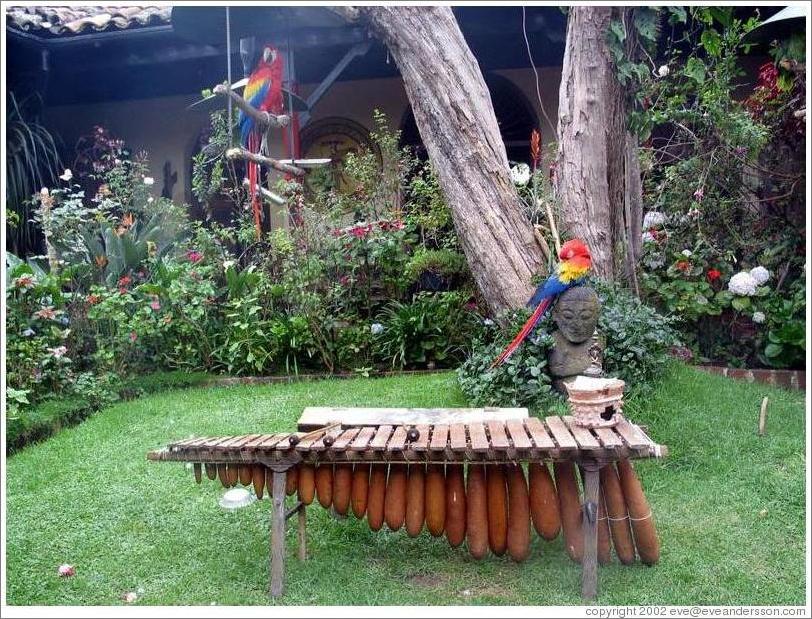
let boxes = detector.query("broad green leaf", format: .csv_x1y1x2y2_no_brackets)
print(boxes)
684,57,707,84
764,343,783,358
700,29,722,57
731,296,750,311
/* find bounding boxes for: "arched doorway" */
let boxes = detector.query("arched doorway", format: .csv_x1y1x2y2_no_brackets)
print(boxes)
399,72,539,164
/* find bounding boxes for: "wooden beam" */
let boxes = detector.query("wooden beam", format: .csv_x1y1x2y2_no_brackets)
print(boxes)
269,470,287,598
581,465,600,600
226,147,306,177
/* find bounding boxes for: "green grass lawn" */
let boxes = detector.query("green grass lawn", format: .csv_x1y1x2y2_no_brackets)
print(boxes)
5,364,806,606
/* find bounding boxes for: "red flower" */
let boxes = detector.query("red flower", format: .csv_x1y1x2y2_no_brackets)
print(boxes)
530,129,541,171
706,268,722,282
118,275,132,288
186,250,204,263
87,294,102,305
676,260,690,272
350,225,368,239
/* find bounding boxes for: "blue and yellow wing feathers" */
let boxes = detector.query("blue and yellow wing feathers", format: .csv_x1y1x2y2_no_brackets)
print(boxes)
239,75,271,145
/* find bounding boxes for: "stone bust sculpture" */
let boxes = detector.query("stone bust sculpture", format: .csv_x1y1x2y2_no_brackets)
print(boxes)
547,286,601,391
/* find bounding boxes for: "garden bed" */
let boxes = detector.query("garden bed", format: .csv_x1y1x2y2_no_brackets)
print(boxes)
5,365,805,605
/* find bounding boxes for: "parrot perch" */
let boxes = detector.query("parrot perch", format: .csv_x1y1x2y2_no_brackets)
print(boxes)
239,44,284,238
491,239,592,367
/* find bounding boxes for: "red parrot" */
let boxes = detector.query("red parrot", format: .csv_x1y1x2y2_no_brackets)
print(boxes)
240,44,284,238
491,239,593,367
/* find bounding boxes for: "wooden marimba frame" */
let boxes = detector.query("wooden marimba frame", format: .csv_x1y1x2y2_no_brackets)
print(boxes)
148,413,666,601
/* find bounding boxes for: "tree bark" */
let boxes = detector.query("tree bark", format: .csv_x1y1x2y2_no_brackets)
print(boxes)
624,131,643,295
332,6,543,315
556,6,629,281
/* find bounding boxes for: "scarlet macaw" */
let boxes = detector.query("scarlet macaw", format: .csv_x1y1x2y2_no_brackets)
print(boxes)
491,238,592,367
240,44,284,238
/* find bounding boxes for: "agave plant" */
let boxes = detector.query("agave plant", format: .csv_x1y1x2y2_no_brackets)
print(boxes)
79,211,187,287
5,92,62,255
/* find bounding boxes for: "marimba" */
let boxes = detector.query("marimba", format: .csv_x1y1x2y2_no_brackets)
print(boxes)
148,409,667,601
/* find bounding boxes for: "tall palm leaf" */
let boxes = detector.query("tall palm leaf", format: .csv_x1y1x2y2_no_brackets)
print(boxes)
5,92,63,255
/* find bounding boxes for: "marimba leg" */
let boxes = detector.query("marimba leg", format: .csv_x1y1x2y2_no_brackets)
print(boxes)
297,502,307,561
270,469,287,598
580,464,601,601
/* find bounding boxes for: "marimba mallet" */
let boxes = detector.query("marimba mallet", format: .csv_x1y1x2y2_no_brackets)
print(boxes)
287,422,342,447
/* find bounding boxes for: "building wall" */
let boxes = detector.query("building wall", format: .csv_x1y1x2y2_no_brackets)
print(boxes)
43,65,563,213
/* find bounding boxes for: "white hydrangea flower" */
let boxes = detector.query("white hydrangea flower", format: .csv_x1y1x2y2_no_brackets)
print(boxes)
143,176,155,186
643,211,666,228
752,311,766,324
483,318,494,326
728,271,757,296
681,249,692,257
370,323,384,335
658,64,670,77
59,169,73,181
749,266,770,285
510,163,531,186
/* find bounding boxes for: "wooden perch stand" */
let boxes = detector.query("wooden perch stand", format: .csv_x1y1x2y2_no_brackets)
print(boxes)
213,82,290,129
226,148,306,177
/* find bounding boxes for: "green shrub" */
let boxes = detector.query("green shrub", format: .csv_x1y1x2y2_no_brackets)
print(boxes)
119,370,213,400
404,248,467,284
457,311,556,408
457,282,679,407
374,291,482,369
596,281,680,390
761,276,805,368
7,396,93,451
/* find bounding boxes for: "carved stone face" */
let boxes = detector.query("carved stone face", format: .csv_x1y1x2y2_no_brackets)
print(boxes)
552,287,600,344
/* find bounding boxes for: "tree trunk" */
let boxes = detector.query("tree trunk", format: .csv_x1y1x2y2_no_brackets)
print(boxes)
556,6,629,281
332,6,543,315
624,131,643,295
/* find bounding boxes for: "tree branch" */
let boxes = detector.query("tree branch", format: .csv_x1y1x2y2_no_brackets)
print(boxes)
213,83,290,129
226,148,305,176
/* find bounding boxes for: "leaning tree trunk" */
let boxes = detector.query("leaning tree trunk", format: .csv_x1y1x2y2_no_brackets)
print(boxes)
556,6,629,281
332,6,543,315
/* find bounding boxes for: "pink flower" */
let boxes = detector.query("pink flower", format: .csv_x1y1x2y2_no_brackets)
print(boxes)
338,275,350,286
693,187,704,202
149,296,161,311
129,331,138,343
58,564,75,577
186,250,204,263
350,226,367,239
34,307,58,321
14,274,36,289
